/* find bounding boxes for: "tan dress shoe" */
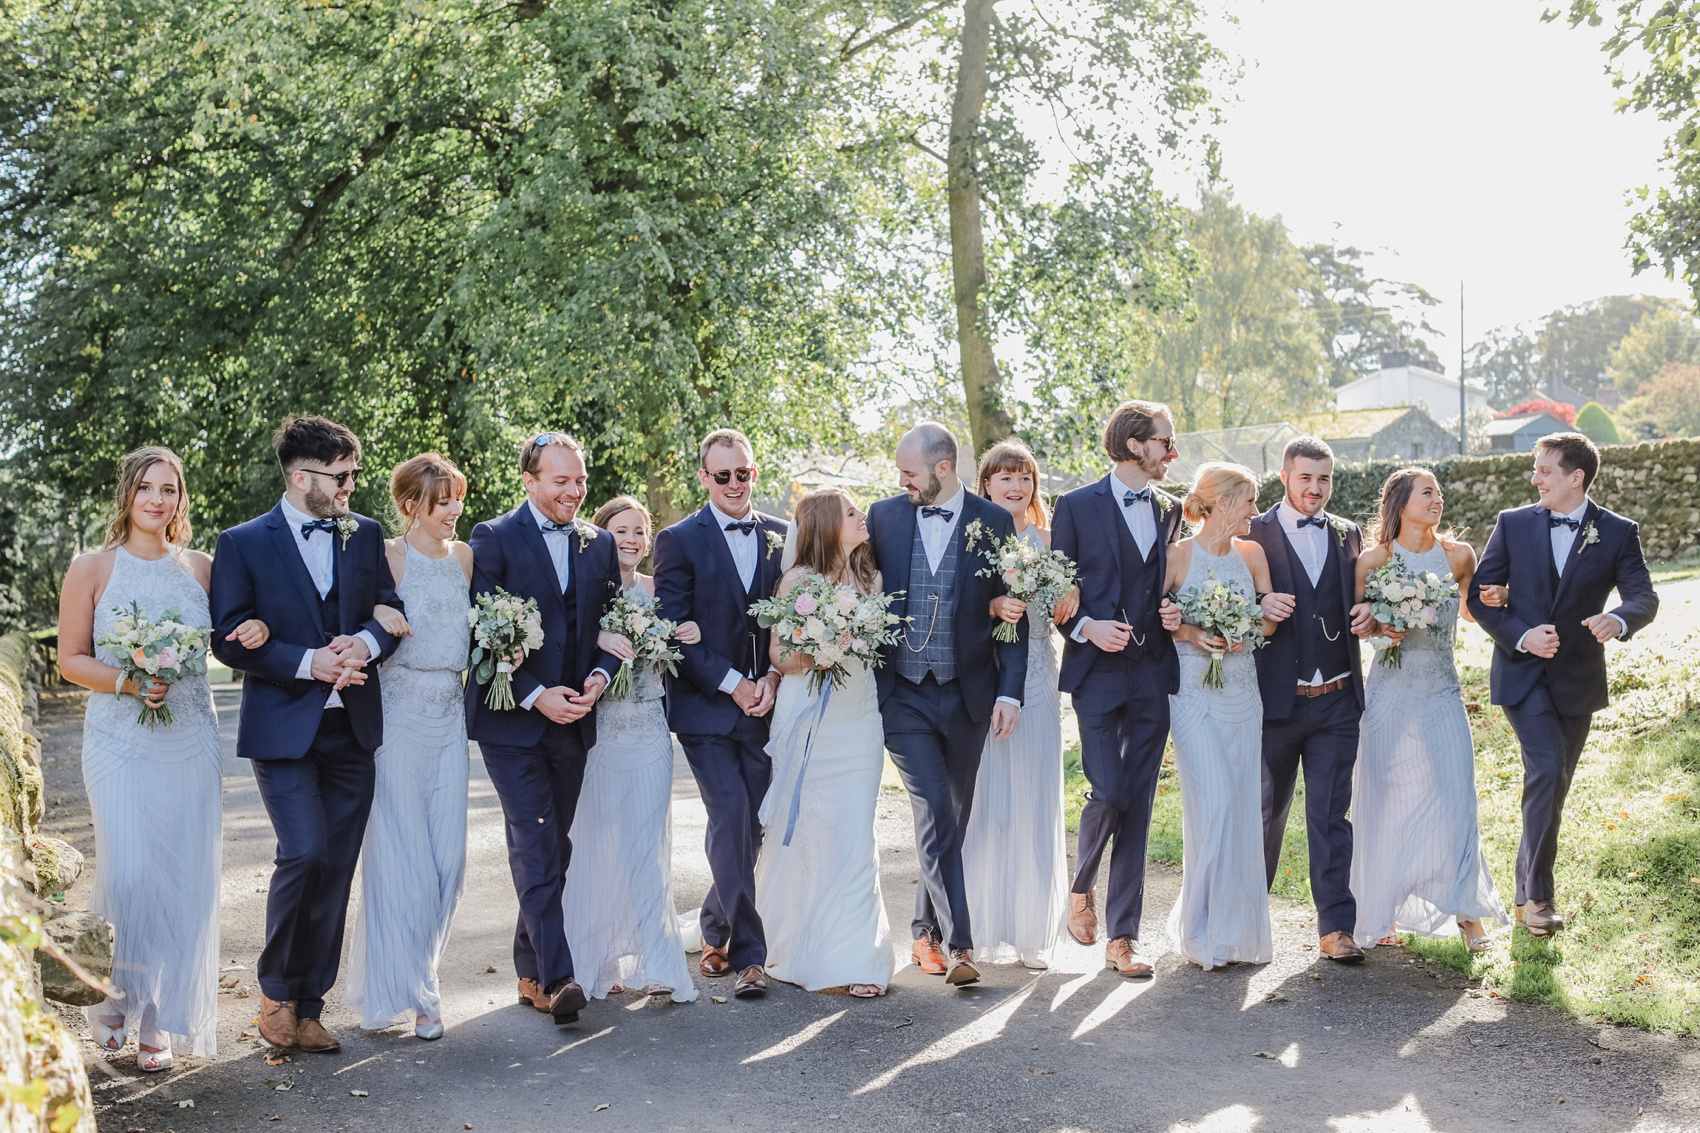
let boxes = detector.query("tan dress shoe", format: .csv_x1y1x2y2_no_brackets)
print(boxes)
1105,936,1153,978
258,996,298,1049
945,950,980,986
911,934,948,976
295,1018,341,1053
1516,900,1566,936
1319,930,1365,962
1068,891,1099,946
733,965,769,998
699,943,732,977
517,978,551,1011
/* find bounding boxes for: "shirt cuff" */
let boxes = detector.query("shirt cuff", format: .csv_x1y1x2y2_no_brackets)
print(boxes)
354,630,381,661
1070,616,1091,644
519,685,543,711
1607,612,1627,637
718,668,744,695
590,668,611,688
296,648,315,681
1514,629,1531,654
995,696,1021,708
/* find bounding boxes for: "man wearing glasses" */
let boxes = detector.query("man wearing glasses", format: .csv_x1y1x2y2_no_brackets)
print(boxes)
211,415,405,1053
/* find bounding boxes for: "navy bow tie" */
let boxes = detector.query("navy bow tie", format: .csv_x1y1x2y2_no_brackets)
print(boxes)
1297,515,1327,529
299,518,336,540
724,520,757,535
1122,489,1151,507
1548,513,1581,531
920,505,955,521
540,519,572,534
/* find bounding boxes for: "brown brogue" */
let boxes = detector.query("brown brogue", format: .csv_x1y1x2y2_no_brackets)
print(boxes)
1068,891,1099,945
1516,900,1566,937
1319,930,1366,963
517,978,551,1011
911,933,948,976
549,978,588,1025
258,995,298,1049
1105,936,1153,978
733,965,769,998
699,943,732,977
294,1017,341,1053
945,950,980,987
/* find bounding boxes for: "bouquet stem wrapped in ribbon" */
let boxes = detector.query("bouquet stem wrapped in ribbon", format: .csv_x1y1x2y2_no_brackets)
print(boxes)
1171,570,1266,690
1363,560,1458,669
469,588,544,711
599,591,683,700
95,600,211,729
973,530,1077,643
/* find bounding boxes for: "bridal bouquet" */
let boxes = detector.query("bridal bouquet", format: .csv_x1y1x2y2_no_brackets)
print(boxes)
1172,571,1266,690
469,588,544,710
1363,561,1458,669
96,600,211,729
974,532,1078,643
749,574,905,694
599,591,683,699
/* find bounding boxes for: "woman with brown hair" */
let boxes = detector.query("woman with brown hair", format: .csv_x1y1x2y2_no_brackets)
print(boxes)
753,488,894,999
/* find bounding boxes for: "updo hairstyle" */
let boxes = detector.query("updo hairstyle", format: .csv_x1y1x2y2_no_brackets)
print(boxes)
1181,461,1258,524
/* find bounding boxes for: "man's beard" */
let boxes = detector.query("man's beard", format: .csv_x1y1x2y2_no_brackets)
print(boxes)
912,470,945,506
1137,448,1168,481
305,483,346,519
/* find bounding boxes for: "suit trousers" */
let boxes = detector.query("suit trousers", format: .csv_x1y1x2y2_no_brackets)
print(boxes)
1070,661,1170,942
480,723,589,990
881,674,986,952
1260,689,1360,938
678,716,772,970
1501,680,1593,905
251,709,376,1018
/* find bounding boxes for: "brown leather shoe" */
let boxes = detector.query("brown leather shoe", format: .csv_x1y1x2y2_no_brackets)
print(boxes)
548,978,588,1025
294,1017,340,1053
258,995,298,1048
733,965,769,998
1319,930,1366,963
517,978,551,1011
1516,900,1566,937
1105,936,1154,978
911,933,948,976
699,943,731,977
945,950,980,986
1068,891,1099,945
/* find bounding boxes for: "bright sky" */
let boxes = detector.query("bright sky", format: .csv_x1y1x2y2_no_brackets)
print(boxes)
1208,0,1693,362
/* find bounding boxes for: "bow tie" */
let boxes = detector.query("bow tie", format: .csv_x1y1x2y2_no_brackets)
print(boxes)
1547,513,1581,531
1297,515,1327,529
299,518,337,540
920,506,955,521
1122,489,1150,507
724,520,757,535
540,519,573,535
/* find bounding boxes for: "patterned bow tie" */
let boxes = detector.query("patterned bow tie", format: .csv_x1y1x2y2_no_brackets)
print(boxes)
540,519,572,535
1297,515,1327,529
920,506,954,521
1547,513,1580,531
1122,489,1150,507
299,518,336,539
724,520,757,535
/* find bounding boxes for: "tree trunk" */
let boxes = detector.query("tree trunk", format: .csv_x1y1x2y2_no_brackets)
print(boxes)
948,0,1014,458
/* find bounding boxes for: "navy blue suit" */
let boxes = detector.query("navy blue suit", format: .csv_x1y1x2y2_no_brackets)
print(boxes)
1051,475,1182,942
868,490,1026,952
1244,505,1364,938
466,505,621,991
210,504,402,1017
651,504,789,970
1468,501,1657,904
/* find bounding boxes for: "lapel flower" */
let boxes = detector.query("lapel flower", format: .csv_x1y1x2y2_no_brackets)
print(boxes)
1152,490,1174,518
334,515,358,551
765,529,786,557
1327,514,1351,545
962,518,988,551
1580,520,1600,552
574,520,597,554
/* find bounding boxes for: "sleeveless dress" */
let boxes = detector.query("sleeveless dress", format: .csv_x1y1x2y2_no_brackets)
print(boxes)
1351,542,1505,944
1165,542,1273,969
755,603,895,991
562,583,697,1002
961,525,1067,967
347,543,470,1027
82,546,222,1055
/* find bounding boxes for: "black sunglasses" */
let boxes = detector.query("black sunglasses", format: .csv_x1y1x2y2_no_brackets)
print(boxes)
705,466,755,485
301,466,361,489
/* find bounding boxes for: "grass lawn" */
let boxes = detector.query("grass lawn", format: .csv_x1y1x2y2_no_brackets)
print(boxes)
1647,556,1700,585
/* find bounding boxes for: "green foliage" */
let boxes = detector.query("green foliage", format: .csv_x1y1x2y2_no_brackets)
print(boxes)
1300,242,1442,387
1575,400,1621,443
1608,305,1700,394
1620,362,1700,440
1468,295,1682,409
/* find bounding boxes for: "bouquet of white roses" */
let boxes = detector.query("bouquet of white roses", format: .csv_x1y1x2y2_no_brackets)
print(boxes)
1172,570,1266,690
749,574,905,694
95,600,211,729
1363,560,1458,669
974,531,1078,643
599,591,683,699
469,588,544,710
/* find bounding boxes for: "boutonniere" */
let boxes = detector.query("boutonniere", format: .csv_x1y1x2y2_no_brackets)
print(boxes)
334,515,358,551
963,518,989,551
1152,491,1174,518
1327,515,1351,545
765,529,786,557
574,520,596,554
1580,521,1600,551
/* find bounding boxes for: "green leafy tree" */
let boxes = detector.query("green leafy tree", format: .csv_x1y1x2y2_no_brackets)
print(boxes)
1300,242,1442,386
1620,362,1700,439
1468,294,1681,408
1575,400,1621,443
1608,304,1700,394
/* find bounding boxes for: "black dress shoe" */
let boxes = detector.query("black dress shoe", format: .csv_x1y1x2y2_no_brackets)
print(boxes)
548,978,588,1025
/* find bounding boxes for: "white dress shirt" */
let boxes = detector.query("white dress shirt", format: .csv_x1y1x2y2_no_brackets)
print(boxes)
918,484,966,573
1071,471,1157,645
1515,498,1624,652
280,496,380,709
1277,501,1348,686
712,502,764,694
519,502,610,711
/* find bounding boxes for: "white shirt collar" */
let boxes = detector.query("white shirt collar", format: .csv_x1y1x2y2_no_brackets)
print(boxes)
279,495,324,537
709,501,756,531
923,485,966,517
1278,500,1323,531
527,500,569,532
1561,499,1590,523
1108,467,1157,498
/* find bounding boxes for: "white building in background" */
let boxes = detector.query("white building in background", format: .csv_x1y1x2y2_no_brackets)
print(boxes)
1336,350,1490,419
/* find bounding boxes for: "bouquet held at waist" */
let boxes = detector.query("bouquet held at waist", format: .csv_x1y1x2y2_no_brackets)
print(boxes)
1171,570,1267,690
469,588,544,710
599,591,683,699
96,600,212,729
1362,561,1458,669
749,574,906,694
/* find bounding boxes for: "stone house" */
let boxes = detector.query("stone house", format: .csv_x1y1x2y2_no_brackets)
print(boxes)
1292,405,1460,463
1483,411,1571,452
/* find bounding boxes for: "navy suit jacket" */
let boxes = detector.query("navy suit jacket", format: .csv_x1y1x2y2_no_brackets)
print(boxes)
463,505,622,750
1467,502,1657,714
1243,505,1366,720
651,504,789,736
1050,475,1183,698
210,505,403,760
866,490,1027,721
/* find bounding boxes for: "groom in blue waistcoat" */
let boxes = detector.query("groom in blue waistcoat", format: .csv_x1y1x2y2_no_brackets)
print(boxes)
652,428,789,999
464,432,622,1027
1052,399,1185,978
1467,431,1657,936
211,415,404,1053
869,422,1026,989
1244,435,1373,963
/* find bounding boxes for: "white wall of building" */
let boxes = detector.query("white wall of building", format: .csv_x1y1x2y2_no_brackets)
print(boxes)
1336,363,1490,418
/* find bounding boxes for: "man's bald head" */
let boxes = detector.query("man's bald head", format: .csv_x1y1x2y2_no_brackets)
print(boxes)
895,421,961,507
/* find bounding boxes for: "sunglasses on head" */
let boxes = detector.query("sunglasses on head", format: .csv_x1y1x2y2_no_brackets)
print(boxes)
301,466,361,489
705,466,755,485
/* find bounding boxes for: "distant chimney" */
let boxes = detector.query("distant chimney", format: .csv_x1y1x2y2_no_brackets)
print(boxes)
1379,350,1412,370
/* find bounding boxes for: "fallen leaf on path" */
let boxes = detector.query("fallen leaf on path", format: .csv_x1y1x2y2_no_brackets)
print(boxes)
350,1090,368,1097
709,995,727,1004
1023,1066,1055,1076
485,965,497,973
893,1017,913,1029
1263,991,1290,1003
176,1100,195,1109
266,1079,292,1092
592,1103,610,1112
265,1055,285,1066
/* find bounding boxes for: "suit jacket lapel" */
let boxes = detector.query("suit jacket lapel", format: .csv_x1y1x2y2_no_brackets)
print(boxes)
1331,514,1355,609
266,508,327,640
1258,509,1291,595
334,528,354,636
754,515,785,601
698,505,749,604
513,508,566,613
1098,477,1122,572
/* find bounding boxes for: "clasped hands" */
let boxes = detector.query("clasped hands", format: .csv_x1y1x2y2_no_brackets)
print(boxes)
1472,584,1619,657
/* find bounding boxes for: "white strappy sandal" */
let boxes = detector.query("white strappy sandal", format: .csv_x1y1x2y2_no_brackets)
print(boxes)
138,1045,173,1073
89,1014,126,1053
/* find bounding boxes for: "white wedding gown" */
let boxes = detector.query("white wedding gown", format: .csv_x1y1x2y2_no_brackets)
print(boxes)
755,658,895,991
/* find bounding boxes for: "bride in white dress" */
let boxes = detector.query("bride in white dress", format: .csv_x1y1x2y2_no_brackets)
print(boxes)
755,488,895,998
57,447,245,1070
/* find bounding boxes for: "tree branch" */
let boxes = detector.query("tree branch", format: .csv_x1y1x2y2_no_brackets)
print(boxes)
278,120,403,277
838,0,953,61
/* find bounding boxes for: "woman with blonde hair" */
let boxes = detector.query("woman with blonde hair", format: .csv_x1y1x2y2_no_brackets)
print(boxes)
1161,461,1285,969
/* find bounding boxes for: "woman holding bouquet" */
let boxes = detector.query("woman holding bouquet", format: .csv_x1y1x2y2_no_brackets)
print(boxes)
560,496,700,1003
1162,462,1283,969
961,440,1074,969
58,446,233,1067
1350,469,1504,952
754,488,895,998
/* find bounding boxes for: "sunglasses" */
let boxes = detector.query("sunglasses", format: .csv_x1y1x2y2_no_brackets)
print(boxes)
1148,437,1178,454
705,466,755,485
301,466,361,489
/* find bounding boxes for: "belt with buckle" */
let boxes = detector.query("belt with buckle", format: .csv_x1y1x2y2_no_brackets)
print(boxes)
1296,678,1348,698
